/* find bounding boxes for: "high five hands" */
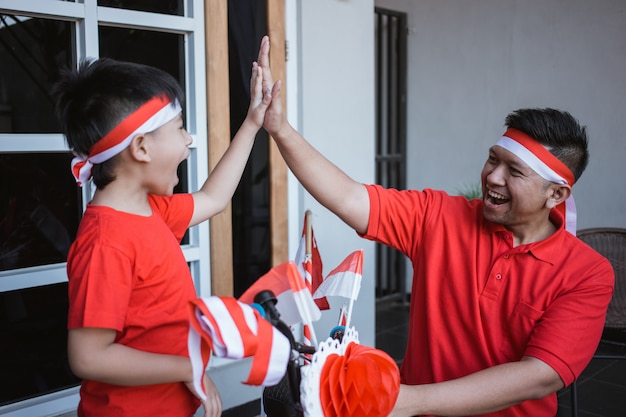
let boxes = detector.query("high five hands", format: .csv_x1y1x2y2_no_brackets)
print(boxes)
256,36,285,137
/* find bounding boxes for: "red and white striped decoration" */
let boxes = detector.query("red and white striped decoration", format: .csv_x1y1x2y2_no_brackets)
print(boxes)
188,296,290,401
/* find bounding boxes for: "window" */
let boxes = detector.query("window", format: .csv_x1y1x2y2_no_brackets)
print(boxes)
0,1,208,414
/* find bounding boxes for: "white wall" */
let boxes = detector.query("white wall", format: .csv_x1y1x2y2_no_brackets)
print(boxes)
286,0,377,348
376,0,626,229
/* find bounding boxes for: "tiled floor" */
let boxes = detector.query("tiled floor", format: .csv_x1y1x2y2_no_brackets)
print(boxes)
375,300,626,417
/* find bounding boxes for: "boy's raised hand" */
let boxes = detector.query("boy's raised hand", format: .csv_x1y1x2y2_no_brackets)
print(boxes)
256,35,285,137
246,60,272,129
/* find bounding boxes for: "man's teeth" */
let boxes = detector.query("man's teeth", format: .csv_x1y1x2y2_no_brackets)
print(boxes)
488,190,509,204
488,190,507,200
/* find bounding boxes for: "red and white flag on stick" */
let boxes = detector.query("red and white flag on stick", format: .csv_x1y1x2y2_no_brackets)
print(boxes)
313,249,364,329
294,210,327,349
239,261,322,328
294,210,329,310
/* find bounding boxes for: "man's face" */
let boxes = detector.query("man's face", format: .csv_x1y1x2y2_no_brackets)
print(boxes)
480,145,554,229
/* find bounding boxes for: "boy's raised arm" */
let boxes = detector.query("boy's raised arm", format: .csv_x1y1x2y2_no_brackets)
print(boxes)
189,46,271,227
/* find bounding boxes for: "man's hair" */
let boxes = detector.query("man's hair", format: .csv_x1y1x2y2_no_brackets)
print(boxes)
504,108,589,182
52,58,184,189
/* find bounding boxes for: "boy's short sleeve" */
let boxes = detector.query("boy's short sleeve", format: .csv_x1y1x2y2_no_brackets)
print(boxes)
148,193,194,241
67,242,133,331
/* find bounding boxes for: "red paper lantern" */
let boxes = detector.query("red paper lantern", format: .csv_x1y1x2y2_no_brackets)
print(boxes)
319,342,400,417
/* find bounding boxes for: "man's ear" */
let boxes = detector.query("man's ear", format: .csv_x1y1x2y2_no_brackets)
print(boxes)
546,184,572,209
128,134,151,162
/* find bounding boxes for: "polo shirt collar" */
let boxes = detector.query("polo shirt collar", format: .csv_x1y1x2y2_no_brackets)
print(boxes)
483,208,567,265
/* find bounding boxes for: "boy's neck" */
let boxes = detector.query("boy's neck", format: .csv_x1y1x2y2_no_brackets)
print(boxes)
91,184,152,216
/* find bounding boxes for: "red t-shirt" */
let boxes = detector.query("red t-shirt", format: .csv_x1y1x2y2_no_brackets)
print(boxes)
67,194,200,417
362,185,614,417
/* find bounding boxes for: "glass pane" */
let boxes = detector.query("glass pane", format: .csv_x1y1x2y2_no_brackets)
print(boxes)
0,282,80,406
0,153,81,271
99,26,186,98
175,160,190,245
98,0,185,16
0,14,73,134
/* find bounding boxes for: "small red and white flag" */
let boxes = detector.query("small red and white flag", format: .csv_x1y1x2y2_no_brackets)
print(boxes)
188,296,291,401
313,249,364,330
239,261,322,327
294,216,330,310
313,249,363,301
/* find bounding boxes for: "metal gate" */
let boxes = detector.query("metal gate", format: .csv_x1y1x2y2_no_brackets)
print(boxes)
374,7,408,301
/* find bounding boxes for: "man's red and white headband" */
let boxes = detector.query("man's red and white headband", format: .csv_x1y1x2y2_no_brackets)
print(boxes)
496,128,577,234
71,95,182,186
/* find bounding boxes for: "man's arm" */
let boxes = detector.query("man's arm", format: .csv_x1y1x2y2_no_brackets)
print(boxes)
259,40,370,234
390,356,564,417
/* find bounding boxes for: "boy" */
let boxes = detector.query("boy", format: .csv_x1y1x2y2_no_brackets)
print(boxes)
54,37,273,417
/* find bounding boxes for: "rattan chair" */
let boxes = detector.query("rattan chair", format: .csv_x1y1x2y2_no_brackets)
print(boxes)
570,228,626,417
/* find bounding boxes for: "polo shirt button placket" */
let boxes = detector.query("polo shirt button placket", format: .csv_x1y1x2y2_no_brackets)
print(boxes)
495,273,502,280
503,254,510,259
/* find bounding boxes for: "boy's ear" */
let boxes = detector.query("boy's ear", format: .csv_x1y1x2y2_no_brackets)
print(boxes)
545,184,571,209
128,134,151,162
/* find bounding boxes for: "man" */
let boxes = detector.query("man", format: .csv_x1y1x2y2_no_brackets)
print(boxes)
259,47,613,416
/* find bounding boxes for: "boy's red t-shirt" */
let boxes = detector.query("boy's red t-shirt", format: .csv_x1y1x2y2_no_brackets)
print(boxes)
67,193,199,417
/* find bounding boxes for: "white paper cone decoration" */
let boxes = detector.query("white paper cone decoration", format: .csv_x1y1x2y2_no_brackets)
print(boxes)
300,327,400,417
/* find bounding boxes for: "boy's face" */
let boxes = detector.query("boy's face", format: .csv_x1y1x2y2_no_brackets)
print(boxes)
143,113,192,195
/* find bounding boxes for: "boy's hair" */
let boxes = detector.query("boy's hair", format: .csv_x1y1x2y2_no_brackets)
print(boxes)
53,58,185,189
505,108,589,182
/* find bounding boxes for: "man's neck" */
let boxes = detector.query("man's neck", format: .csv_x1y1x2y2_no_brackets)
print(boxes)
508,218,558,247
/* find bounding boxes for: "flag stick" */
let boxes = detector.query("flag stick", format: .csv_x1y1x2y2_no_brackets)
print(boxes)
343,251,363,329
303,209,318,347
305,209,312,255
345,293,356,329
302,300,318,347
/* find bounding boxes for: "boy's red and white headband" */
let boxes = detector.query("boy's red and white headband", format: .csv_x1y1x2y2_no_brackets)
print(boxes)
71,95,182,186
496,128,577,234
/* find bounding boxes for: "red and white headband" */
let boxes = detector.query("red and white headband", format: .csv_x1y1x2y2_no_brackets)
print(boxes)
71,95,182,186
496,128,577,234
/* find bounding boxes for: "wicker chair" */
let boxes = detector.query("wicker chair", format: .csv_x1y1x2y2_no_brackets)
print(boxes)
570,228,626,417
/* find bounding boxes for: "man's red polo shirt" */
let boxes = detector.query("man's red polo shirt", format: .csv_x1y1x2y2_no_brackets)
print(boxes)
362,184,613,417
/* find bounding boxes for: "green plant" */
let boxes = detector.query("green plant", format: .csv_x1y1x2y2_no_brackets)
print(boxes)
457,182,482,200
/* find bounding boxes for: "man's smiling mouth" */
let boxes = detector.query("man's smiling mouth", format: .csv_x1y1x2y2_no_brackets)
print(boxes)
486,190,510,206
